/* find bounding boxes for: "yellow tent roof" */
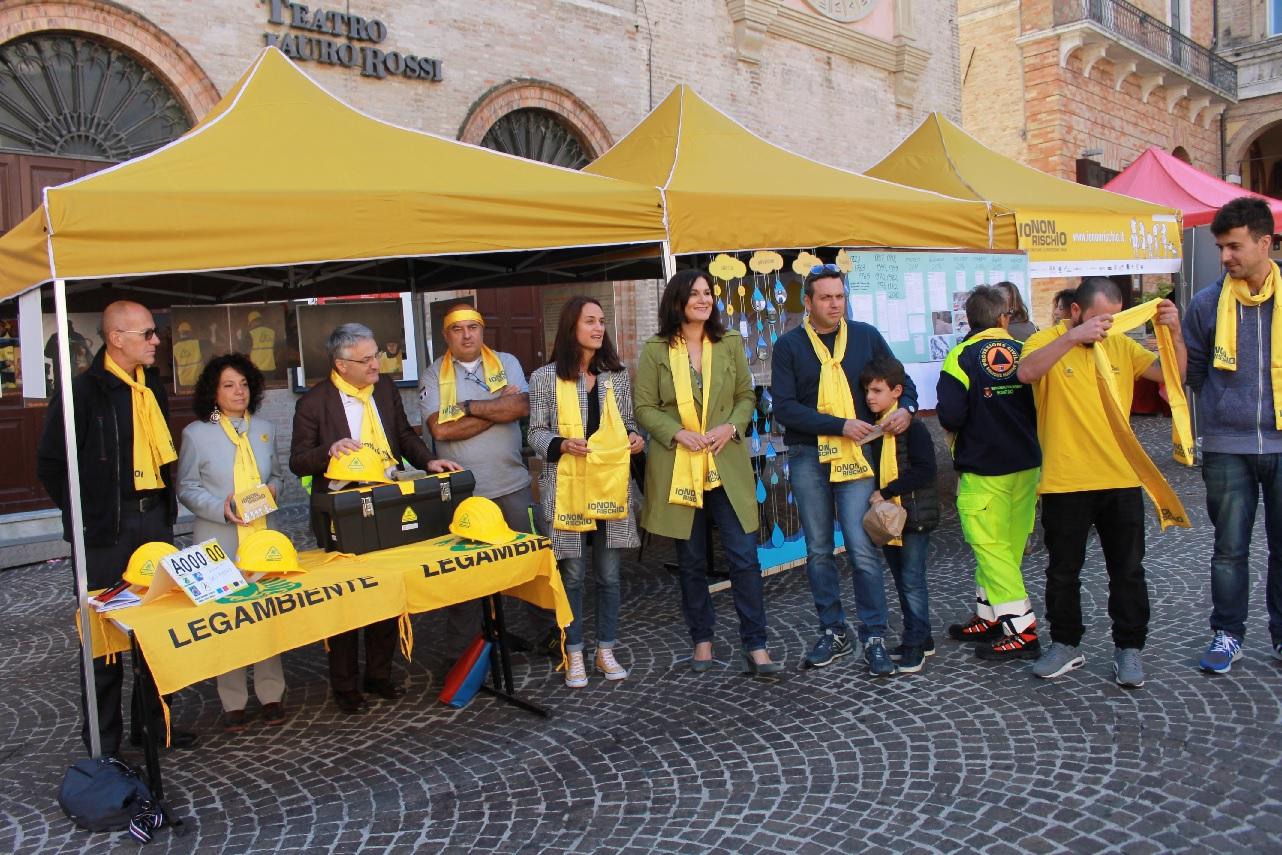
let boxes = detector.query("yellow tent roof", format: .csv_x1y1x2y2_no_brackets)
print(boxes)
583,86,1000,255
867,113,1183,276
0,48,666,299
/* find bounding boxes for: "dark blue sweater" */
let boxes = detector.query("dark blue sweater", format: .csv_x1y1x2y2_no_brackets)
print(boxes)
771,321,918,447
935,332,1040,476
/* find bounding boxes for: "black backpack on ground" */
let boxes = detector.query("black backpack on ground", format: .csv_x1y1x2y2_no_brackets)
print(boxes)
57,756,164,842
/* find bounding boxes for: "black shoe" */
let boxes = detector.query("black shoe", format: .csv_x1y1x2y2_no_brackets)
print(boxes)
128,727,197,749
742,648,784,677
169,729,199,750
334,691,369,714
540,627,563,659
362,679,405,701
948,615,1003,642
889,637,936,661
505,633,535,653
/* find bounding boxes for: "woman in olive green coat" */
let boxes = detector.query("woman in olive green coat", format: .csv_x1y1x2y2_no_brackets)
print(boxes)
635,270,781,675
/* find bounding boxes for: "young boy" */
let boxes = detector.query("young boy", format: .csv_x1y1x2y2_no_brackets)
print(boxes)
936,285,1042,661
861,356,939,673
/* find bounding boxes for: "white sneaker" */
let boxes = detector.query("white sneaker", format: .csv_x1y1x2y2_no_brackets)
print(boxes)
565,651,588,688
595,647,628,681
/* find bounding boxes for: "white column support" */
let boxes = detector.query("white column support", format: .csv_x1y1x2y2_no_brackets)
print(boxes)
55,277,100,758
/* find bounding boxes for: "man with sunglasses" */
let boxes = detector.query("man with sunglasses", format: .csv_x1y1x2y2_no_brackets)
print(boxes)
419,303,551,659
38,300,194,757
773,264,918,676
290,322,460,714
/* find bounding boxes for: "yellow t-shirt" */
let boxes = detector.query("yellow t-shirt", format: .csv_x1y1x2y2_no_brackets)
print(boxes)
1022,322,1157,494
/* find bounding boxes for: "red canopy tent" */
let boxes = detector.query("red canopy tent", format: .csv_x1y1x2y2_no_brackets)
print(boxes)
1104,147,1282,231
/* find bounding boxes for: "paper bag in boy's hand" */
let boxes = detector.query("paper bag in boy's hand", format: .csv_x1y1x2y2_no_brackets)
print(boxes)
863,500,906,547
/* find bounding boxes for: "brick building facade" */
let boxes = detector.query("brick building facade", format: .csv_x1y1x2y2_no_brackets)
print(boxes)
0,0,963,527
959,0,1235,321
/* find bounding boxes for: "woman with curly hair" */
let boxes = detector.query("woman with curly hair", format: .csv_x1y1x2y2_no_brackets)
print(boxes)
177,352,287,733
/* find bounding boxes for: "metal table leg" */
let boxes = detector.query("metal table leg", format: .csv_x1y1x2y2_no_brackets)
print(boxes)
478,595,549,718
129,633,186,836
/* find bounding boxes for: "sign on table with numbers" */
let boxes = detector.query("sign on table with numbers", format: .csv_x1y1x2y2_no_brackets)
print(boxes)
143,539,247,606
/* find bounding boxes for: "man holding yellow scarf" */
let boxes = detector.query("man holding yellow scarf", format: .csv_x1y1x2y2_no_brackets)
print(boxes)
1018,278,1186,689
290,322,460,714
38,300,191,756
1184,197,1282,674
773,265,917,676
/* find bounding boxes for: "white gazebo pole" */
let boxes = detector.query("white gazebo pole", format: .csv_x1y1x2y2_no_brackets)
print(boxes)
54,277,100,758
661,240,677,281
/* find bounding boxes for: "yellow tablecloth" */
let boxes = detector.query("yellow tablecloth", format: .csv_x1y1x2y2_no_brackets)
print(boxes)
88,533,569,697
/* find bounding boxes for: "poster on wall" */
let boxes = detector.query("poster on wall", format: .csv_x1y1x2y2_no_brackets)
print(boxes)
296,299,410,387
229,303,289,384
170,306,232,393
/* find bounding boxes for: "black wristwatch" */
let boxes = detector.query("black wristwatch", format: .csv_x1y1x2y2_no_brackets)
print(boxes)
462,400,472,417
904,405,917,416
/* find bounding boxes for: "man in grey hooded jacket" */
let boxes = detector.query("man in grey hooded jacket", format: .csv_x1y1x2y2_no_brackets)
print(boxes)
1183,196,1282,674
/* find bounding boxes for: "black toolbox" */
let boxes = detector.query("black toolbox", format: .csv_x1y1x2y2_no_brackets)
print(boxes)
310,470,476,554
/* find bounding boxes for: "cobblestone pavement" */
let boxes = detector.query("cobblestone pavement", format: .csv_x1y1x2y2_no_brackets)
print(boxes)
3,417,1282,853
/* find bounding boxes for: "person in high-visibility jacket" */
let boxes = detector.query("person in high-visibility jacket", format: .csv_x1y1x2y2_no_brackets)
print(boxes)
377,340,403,376
173,321,203,387
247,310,277,373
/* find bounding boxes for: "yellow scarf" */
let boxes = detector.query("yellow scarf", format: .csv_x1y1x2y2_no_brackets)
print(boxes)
103,354,176,491
218,414,266,533
876,403,902,546
668,336,721,508
804,320,873,482
329,371,395,470
437,308,507,423
1214,261,1282,430
553,376,630,531
1093,301,1192,530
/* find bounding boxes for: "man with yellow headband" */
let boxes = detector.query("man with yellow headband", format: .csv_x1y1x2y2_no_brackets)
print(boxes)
420,303,550,657
290,322,460,714
1018,277,1185,689
772,264,917,676
1184,197,1282,674
37,300,195,756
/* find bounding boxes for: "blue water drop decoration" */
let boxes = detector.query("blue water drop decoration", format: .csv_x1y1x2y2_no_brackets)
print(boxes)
755,478,767,503
716,298,725,312
770,472,779,485
770,523,784,548
750,430,761,455
765,443,777,461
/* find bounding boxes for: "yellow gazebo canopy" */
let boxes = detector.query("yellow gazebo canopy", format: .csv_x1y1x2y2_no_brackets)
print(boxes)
0,47,667,299
583,85,1001,256
867,113,1183,277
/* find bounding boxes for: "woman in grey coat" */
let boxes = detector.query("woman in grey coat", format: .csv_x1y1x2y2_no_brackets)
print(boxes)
528,297,644,689
177,353,286,733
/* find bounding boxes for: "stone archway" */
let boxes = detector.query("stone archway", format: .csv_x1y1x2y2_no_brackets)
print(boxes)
1227,114,1282,181
0,0,219,123
457,79,613,159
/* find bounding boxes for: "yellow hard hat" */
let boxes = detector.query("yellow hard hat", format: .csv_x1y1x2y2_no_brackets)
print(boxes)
248,310,262,324
323,446,393,484
449,496,520,545
177,321,192,335
123,542,178,588
236,530,303,575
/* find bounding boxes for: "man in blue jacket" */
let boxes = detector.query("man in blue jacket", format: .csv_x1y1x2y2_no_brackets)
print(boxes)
1184,196,1282,674
772,264,916,676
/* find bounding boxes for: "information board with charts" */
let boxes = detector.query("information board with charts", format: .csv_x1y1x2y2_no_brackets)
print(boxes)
844,249,1030,365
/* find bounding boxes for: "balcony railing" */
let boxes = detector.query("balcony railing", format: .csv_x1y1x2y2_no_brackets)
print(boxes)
1054,0,1237,98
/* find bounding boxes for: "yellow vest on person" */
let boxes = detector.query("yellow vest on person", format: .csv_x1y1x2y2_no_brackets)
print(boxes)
173,339,203,386
249,326,276,371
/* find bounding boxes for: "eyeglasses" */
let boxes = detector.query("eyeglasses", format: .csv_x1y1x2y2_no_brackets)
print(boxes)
809,263,843,276
118,328,159,341
337,355,380,366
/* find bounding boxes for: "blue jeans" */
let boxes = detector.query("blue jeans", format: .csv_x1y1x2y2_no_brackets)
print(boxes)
882,531,932,647
788,444,889,640
558,530,622,652
1203,452,1282,643
674,487,768,651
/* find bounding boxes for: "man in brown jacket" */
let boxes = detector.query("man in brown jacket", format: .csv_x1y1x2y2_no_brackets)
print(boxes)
290,322,459,714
